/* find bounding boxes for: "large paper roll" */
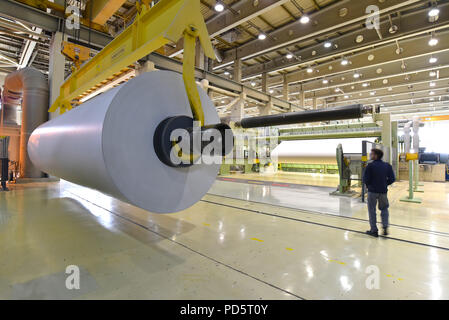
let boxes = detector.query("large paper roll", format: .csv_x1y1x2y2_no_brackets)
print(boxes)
271,138,375,164
28,71,220,213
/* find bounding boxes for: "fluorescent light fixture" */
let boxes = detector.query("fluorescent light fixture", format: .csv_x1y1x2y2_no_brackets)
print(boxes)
224,71,230,76
362,83,369,87
353,73,360,78
324,41,332,48
322,79,328,84
429,71,436,77
341,58,349,66
429,57,438,63
344,95,349,99
306,67,313,73
286,53,293,59
214,3,224,12
258,33,267,40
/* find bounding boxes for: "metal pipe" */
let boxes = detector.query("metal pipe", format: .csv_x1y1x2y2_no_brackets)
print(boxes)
235,104,371,129
2,67,49,178
0,30,48,45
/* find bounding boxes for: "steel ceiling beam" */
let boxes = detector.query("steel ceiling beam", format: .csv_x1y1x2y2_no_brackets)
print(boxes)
329,86,449,107
289,53,449,99
87,0,127,26
166,0,290,57
261,30,449,87
0,0,113,47
215,0,422,68
240,2,449,78
145,52,301,111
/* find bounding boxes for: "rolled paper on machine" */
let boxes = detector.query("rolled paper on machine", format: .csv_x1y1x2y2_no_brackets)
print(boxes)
28,71,221,213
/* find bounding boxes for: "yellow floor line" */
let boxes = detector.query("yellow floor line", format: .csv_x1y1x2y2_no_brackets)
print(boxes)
251,238,264,242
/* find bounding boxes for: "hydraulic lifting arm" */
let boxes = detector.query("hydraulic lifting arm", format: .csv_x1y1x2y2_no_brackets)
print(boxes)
49,0,215,126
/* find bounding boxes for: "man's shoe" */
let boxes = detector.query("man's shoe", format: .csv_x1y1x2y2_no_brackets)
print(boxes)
383,227,389,236
366,230,378,237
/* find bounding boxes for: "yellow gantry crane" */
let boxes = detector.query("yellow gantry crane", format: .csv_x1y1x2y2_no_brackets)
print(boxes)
49,0,215,126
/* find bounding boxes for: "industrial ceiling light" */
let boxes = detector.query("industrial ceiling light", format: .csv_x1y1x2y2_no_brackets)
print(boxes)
344,95,349,99
388,87,393,91
258,33,267,40
306,67,313,73
428,8,440,17
300,15,310,24
251,81,257,87
429,91,435,95
224,71,230,76
429,56,438,63
286,53,293,59
430,82,436,87
353,72,360,78
341,58,349,66
324,41,332,48
214,2,224,12
428,36,439,46
269,89,274,94
362,83,369,87
429,7,440,22
429,71,437,77
322,79,329,84
370,91,376,96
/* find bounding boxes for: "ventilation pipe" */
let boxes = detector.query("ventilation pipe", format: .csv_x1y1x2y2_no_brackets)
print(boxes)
2,68,49,178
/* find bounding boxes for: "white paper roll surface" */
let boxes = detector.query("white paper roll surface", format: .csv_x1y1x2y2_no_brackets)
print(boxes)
28,71,220,213
271,138,375,164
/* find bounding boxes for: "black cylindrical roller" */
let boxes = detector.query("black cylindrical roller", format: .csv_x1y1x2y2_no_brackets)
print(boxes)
236,104,370,128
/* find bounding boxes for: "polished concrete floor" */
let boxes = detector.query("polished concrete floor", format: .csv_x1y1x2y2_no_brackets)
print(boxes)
1,174,449,299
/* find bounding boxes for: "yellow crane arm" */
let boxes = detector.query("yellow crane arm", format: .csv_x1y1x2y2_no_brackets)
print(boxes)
50,0,215,125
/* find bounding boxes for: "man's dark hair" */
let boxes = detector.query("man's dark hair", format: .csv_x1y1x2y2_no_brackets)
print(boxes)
371,148,384,160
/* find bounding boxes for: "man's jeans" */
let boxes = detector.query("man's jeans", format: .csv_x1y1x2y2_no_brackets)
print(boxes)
367,192,389,233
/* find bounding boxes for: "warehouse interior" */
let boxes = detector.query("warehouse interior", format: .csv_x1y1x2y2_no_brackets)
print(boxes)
0,0,449,300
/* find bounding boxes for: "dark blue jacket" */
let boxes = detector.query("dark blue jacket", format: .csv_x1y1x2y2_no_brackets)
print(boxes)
363,160,395,194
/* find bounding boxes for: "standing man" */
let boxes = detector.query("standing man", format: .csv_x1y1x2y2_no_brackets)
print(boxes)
363,148,395,237
0,136,10,191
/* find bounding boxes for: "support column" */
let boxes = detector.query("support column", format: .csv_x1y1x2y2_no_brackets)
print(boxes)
48,31,65,120
233,58,242,83
282,74,289,101
259,98,273,116
299,85,305,108
261,72,268,93
230,92,246,122
312,96,317,110
136,60,156,76
375,113,392,164
195,40,205,70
